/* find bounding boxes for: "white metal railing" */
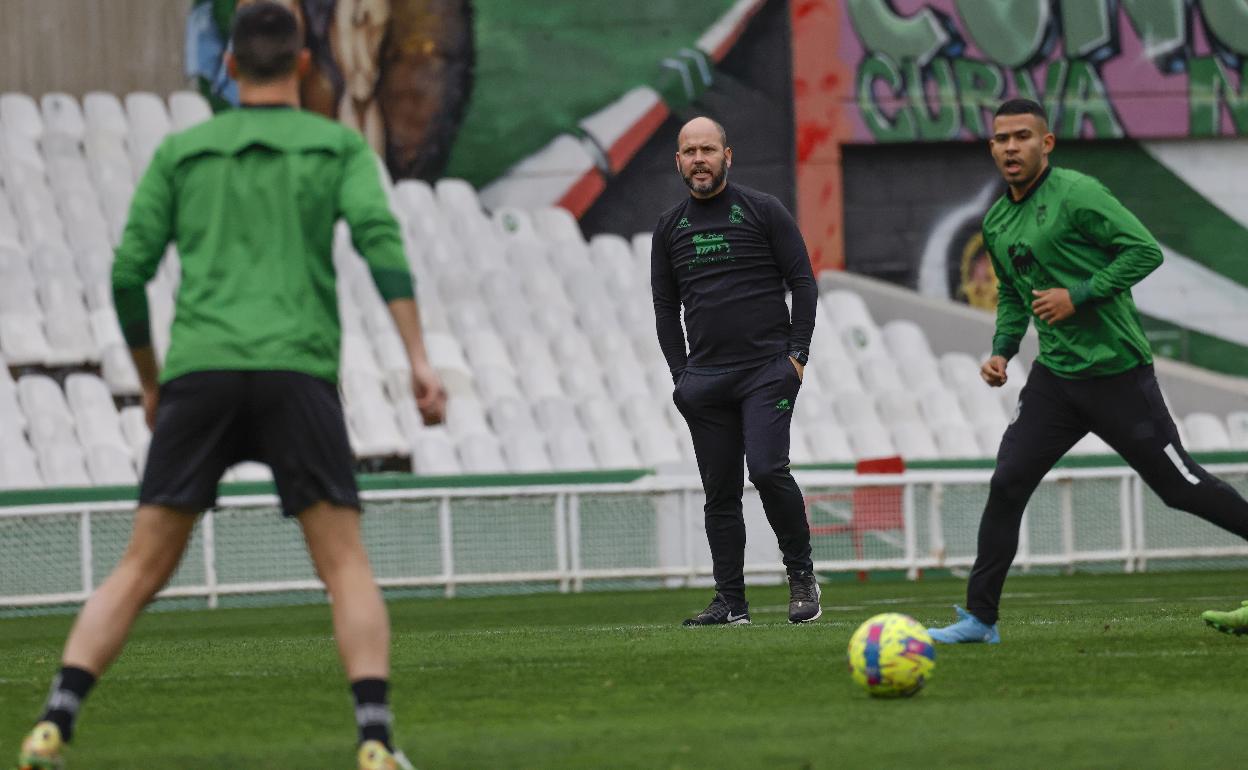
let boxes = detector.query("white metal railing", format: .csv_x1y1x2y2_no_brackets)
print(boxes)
4,464,1248,609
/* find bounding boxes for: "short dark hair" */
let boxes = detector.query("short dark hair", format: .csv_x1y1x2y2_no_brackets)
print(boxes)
231,2,302,83
994,98,1048,125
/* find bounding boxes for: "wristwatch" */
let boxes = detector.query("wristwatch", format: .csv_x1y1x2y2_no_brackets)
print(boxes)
789,350,809,366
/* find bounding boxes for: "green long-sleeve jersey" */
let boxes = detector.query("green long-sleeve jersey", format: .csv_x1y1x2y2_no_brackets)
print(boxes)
982,166,1162,378
111,106,413,385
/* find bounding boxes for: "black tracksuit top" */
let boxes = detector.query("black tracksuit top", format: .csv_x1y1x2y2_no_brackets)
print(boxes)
650,182,817,377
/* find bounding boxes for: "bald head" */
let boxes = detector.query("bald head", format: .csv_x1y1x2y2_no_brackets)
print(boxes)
677,116,728,149
676,116,732,199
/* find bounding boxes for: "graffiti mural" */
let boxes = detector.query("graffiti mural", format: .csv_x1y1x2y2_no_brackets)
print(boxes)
794,0,1248,273
184,0,776,216
846,0,1248,142
187,0,474,181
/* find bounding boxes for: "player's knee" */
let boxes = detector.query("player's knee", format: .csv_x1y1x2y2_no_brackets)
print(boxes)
746,458,791,491
118,550,179,598
987,465,1035,505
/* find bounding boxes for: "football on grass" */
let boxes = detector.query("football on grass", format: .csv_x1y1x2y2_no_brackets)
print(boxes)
847,612,936,697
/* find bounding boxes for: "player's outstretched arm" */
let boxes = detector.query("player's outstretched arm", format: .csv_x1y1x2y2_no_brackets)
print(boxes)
387,298,446,426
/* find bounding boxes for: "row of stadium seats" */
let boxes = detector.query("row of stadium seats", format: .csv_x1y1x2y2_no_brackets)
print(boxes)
0,89,1245,487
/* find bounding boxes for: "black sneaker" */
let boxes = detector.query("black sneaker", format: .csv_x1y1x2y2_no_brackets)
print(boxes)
682,593,751,626
787,570,822,623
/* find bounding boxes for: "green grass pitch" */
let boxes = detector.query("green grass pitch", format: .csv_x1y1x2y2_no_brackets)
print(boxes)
2,570,1245,769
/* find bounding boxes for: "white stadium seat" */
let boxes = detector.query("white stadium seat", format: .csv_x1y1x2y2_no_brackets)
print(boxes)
501,430,553,473
492,207,540,242
589,427,641,469
547,427,597,471
920,386,969,429
0,93,1239,486
857,356,900,393
41,93,85,141
890,421,940,460
85,444,137,485
934,423,983,459
0,92,44,140
0,386,27,434
634,420,682,467
1070,433,1113,456
955,380,1009,427
532,206,583,244
227,462,273,482
0,439,43,489
37,441,91,487
1226,412,1248,450
1184,413,1232,452
457,432,508,474
875,390,923,427
847,421,896,460
411,428,461,475
83,92,129,138
834,391,880,430
118,405,151,460
975,417,1009,457
168,91,212,131
488,395,540,436
882,319,936,362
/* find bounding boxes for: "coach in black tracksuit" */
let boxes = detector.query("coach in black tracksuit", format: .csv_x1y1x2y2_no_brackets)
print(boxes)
651,116,821,626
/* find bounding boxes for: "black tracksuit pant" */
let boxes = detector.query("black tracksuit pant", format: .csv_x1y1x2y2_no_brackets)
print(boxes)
674,352,814,605
968,363,1248,624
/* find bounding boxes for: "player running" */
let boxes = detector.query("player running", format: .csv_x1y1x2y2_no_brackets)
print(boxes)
928,98,1248,644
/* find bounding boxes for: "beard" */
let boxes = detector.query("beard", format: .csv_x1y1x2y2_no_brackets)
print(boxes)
682,162,727,195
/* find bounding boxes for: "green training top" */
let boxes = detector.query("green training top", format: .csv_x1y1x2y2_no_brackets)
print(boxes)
982,166,1162,379
111,106,413,385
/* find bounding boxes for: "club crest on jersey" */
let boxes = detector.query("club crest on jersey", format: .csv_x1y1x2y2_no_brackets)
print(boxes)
729,204,744,224
1035,204,1048,225
1008,242,1035,274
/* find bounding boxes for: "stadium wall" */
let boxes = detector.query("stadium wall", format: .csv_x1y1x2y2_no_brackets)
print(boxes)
0,0,184,96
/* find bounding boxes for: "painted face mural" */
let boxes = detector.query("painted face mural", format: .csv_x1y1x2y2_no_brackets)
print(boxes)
189,0,473,181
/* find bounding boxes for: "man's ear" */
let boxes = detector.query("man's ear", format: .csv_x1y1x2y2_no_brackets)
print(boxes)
725,147,732,168
225,51,238,81
296,49,312,78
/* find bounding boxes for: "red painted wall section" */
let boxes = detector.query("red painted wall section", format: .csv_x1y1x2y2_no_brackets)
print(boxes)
791,0,853,272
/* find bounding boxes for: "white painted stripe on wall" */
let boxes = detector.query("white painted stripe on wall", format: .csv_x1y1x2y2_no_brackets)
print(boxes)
1141,139,1248,231
1133,245,1248,347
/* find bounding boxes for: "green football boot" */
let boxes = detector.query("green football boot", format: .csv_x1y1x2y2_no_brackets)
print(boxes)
1201,600,1248,636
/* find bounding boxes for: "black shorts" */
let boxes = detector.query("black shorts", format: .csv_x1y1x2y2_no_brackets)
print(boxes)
139,370,360,517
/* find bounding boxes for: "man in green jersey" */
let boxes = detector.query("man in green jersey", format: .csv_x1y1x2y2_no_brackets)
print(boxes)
929,98,1248,644
17,5,442,769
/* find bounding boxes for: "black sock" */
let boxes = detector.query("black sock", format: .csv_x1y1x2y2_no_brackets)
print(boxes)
351,678,392,750
39,666,96,743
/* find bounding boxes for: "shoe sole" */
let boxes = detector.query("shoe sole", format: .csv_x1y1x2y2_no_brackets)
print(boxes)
789,606,822,624
682,618,751,627
1204,618,1248,636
